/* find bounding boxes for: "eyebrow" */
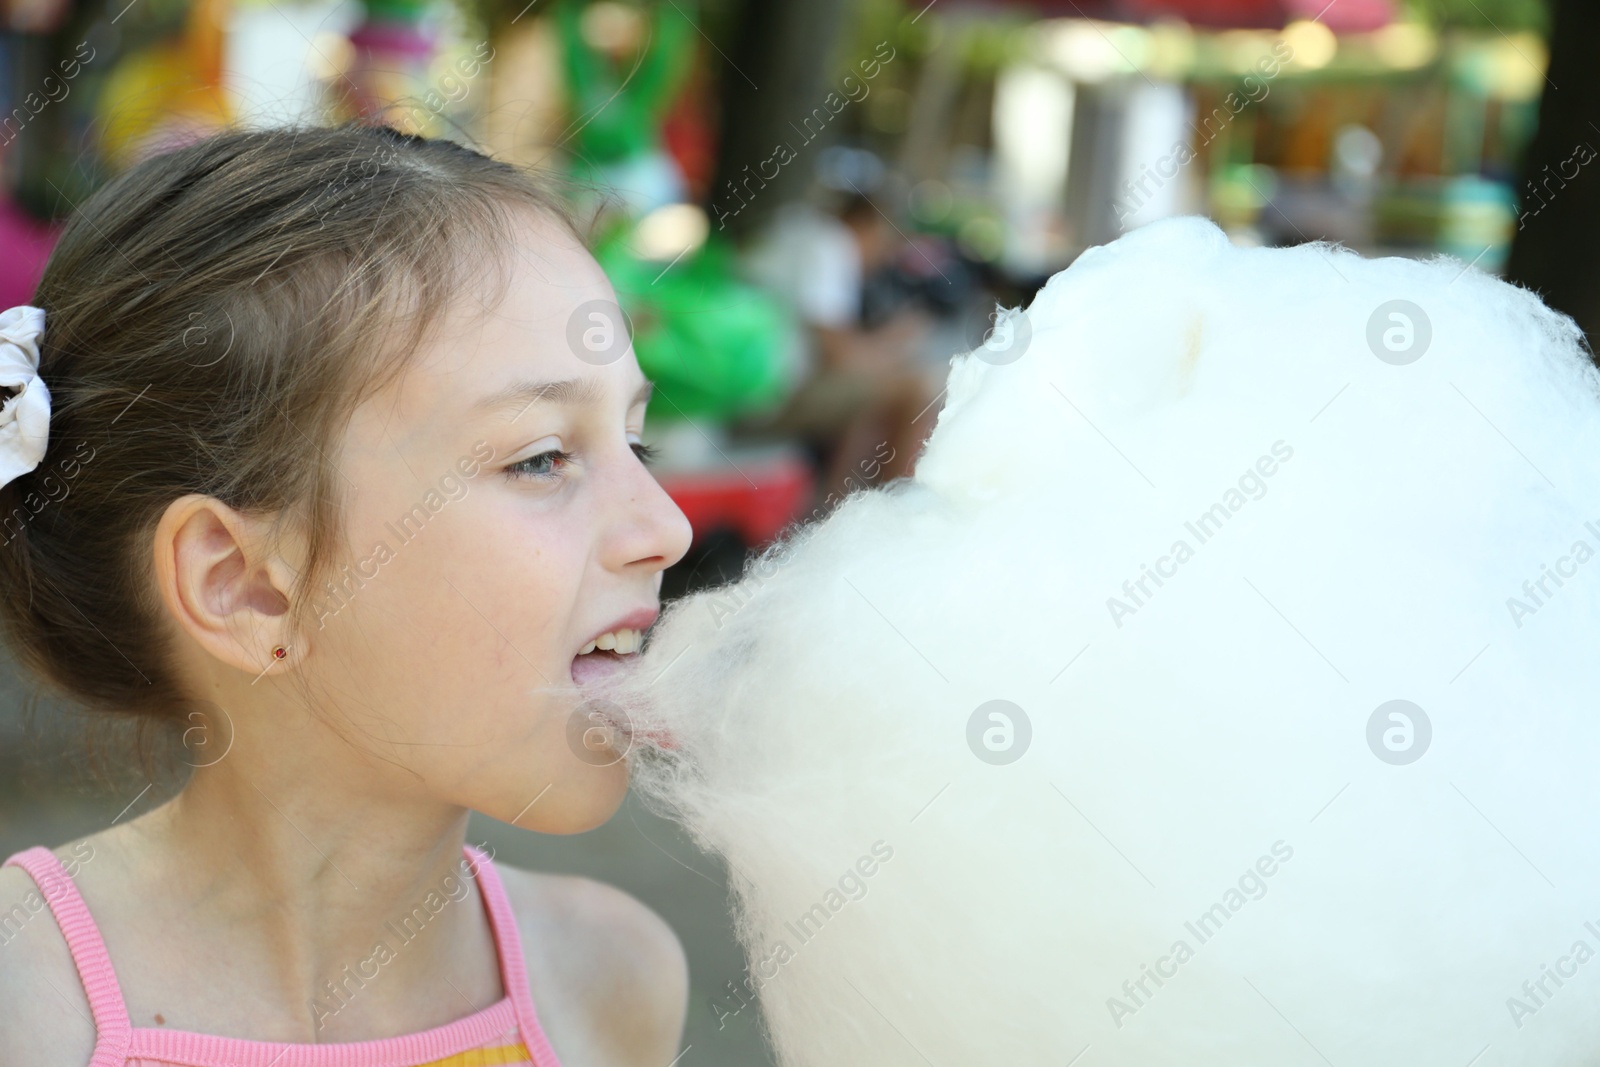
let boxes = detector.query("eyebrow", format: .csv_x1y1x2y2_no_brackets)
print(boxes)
473,376,655,421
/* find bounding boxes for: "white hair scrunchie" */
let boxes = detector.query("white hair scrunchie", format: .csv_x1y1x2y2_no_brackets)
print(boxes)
0,305,51,490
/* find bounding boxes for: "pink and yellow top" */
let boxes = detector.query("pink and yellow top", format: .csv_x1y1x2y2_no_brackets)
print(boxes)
1,842,564,1067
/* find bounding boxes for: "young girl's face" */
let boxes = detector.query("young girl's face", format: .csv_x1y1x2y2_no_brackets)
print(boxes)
313,208,692,832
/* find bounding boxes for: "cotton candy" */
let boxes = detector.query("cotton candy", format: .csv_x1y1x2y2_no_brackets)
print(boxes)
596,215,1600,1065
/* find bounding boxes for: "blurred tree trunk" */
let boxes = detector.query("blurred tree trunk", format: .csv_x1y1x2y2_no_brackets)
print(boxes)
707,0,852,239
1504,0,1600,357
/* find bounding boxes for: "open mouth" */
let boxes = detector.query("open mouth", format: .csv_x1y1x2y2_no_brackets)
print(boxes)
570,648,629,685
568,646,678,750
571,621,650,686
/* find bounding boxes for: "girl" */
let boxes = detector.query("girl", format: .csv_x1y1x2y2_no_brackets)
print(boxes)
0,122,694,1066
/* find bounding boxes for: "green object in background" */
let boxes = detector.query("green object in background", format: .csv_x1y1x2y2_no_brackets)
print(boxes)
362,0,432,22
1209,163,1277,231
556,0,694,168
1372,176,1447,247
551,0,788,427
593,228,792,425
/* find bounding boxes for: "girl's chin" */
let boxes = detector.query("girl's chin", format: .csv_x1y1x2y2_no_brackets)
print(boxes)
489,763,630,834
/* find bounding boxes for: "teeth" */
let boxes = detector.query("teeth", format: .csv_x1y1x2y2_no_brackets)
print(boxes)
579,628,641,656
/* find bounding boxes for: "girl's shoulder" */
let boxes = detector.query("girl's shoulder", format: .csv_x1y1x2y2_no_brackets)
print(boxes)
492,863,689,1066
0,856,99,1067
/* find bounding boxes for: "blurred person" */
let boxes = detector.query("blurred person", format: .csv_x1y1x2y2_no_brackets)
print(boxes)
742,191,942,503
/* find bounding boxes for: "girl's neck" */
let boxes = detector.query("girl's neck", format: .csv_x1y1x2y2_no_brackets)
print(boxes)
78,763,505,1042
167,761,472,906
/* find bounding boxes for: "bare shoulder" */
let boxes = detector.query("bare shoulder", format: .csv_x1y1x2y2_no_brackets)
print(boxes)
493,862,689,1067
0,860,98,1067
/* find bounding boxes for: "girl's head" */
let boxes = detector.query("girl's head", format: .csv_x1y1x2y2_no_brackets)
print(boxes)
0,123,692,831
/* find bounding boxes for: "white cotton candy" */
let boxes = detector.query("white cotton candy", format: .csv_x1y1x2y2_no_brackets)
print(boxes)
596,215,1600,1066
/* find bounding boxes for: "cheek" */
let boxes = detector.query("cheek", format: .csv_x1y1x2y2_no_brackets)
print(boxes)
308,489,582,751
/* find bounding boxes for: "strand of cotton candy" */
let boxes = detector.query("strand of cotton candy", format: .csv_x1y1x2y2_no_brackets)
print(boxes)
598,215,1600,1066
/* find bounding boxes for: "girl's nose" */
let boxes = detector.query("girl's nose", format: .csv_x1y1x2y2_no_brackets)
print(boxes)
608,446,693,576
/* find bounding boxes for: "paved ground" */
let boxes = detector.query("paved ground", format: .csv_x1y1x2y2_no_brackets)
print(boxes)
0,652,777,1066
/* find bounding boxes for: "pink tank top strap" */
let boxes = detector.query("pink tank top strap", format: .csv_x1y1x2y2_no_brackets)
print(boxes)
2,845,133,1066
461,843,564,1066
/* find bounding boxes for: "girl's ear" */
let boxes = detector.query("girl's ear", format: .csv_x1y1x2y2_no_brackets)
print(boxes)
152,494,302,676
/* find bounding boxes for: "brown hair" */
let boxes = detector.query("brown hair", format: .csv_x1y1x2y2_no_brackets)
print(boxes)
0,121,578,778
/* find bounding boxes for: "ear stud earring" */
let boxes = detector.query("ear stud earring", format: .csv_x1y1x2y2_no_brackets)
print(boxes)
249,645,292,686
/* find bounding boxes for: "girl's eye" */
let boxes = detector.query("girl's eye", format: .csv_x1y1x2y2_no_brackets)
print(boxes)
506,449,573,480
505,441,662,481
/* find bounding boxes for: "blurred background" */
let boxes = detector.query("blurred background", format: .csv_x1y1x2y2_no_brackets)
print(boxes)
0,0,1584,1061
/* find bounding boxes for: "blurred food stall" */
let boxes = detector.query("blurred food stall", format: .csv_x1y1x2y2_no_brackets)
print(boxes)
872,0,1546,281
0,0,1555,585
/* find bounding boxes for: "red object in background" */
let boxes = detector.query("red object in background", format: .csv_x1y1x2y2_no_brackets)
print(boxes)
1278,0,1392,31
660,50,717,203
657,450,815,549
985,0,1393,31
1127,0,1289,25
0,196,63,307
